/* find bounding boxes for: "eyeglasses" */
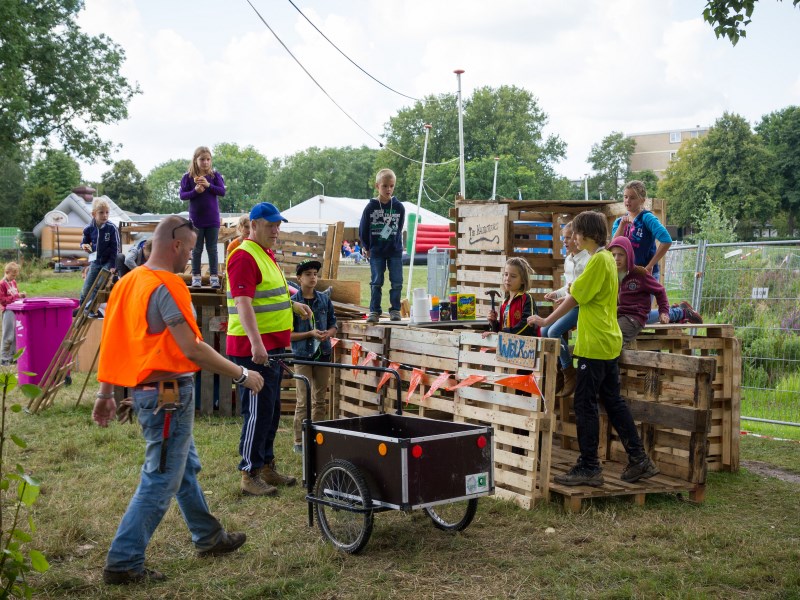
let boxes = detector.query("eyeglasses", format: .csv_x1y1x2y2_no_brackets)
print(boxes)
171,218,196,239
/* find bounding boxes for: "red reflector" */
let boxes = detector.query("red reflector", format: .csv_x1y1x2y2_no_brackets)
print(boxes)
411,444,423,458
476,435,487,449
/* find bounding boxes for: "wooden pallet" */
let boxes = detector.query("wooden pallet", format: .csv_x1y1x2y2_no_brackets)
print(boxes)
332,321,391,418
549,447,699,513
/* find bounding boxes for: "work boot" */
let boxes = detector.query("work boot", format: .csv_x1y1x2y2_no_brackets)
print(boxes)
103,567,166,585
259,460,297,487
197,531,246,557
389,310,402,322
621,456,659,483
554,463,604,487
558,365,576,397
209,275,220,289
679,301,703,324
366,312,379,323
240,471,277,496
191,275,202,288
555,364,565,395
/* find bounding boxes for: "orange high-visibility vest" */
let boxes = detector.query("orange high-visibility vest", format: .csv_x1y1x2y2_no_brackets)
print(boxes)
98,266,202,387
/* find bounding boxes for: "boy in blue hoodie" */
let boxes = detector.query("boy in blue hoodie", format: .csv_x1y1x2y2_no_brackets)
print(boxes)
359,169,405,323
79,198,120,316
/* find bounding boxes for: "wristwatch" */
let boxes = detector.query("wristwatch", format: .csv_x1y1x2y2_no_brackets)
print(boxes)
234,366,248,385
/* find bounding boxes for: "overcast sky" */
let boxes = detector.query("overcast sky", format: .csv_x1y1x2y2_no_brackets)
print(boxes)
76,0,800,189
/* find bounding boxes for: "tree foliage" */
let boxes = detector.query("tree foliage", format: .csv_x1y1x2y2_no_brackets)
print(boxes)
756,106,800,235
377,85,566,214
0,0,139,161
659,112,778,239
25,150,81,200
261,146,377,210
146,159,187,215
211,143,270,213
587,131,636,200
688,195,738,243
99,159,151,214
702,0,800,45
16,186,58,233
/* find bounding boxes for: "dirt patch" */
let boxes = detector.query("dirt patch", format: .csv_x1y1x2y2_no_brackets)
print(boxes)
742,460,800,484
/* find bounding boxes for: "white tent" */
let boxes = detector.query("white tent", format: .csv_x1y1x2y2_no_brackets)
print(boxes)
279,196,451,232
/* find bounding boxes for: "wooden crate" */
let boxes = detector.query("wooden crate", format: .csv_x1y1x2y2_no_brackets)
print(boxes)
627,324,741,472
455,332,559,510
193,294,234,416
550,349,716,512
332,321,391,418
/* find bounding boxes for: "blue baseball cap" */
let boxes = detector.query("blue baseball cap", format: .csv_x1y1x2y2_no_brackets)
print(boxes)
249,202,288,223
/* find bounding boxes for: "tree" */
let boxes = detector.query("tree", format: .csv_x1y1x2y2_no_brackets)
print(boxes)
702,0,800,45
211,144,270,212
660,112,779,239
99,159,151,214
756,106,800,235
0,153,26,226
146,159,187,214
688,195,738,243
0,0,139,161
377,85,566,214
25,150,81,200
262,146,377,210
16,186,58,233
587,131,635,200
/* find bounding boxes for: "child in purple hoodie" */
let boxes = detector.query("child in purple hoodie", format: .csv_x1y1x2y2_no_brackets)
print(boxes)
608,236,677,346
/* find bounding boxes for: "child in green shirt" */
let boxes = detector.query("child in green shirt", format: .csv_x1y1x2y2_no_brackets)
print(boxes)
530,211,658,487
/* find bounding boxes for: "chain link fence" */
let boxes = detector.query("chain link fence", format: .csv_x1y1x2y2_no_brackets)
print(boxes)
663,240,800,427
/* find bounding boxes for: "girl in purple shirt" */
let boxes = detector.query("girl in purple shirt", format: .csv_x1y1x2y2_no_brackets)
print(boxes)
180,146,225,288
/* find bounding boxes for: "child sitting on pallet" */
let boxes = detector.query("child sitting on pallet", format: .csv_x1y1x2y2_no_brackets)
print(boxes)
529,211,658,487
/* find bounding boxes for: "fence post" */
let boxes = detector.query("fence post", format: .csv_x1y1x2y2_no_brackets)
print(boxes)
692,239,707,313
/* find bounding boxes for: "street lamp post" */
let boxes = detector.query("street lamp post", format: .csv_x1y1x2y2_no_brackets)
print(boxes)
584,174,589,201
312,178,324,235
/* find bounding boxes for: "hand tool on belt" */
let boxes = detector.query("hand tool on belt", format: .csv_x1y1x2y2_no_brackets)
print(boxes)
154,380,181,473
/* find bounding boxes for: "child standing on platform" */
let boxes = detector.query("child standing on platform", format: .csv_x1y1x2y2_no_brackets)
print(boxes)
541,221,589,396
530,211,659,487
360,168,405,323
79,198,119,315
290,260,337,454
180,146,225,289
482,257,538,338
0,262,25,365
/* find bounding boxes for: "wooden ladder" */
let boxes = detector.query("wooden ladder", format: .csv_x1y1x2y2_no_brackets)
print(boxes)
26,269,113,413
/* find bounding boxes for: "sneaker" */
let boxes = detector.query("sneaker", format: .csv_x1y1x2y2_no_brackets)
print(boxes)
191,275,202,288
679,301,703,324
293,443,302,454
103,567,165,585
554,464,604,487
197,531,246,557
240,471,277,496
209,275,220,289
390,310,402,322
259,460,297,487
366,312,380,323
621,456,659,483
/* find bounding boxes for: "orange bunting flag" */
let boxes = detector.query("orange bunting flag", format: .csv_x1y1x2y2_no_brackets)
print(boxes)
445,374,486,391
350,342,362,376
329,337,339,349
354,351,377,378
423,371,451,400
494,372,543,397
406,368,426,405
377,362,401,391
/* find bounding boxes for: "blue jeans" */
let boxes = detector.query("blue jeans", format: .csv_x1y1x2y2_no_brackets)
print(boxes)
540,306,579,369
644,271,682,324
79,261,112,306
105,379,224,573
369,255,403,314
233,350,283,472
192,227,219,276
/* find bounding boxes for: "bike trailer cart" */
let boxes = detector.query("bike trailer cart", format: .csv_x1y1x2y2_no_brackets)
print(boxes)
276,357,494,554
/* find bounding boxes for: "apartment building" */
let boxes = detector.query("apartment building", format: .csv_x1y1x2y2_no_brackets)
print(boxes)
628,126,709,178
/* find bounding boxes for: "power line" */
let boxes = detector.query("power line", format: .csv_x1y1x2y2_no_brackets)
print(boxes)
244,0,460,167
286,0,418,101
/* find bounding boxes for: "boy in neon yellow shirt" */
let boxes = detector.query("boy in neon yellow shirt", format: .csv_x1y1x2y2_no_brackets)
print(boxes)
530,211,658,487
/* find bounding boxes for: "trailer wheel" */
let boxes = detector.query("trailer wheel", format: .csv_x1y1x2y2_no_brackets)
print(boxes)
424,499,478,532
315,459,374,554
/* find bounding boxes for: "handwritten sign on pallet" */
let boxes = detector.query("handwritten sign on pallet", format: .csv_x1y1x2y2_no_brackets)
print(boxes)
462,214,506,251
496,332,538,369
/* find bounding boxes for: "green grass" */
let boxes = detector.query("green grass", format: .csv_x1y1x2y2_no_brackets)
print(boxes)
3,373,800,599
